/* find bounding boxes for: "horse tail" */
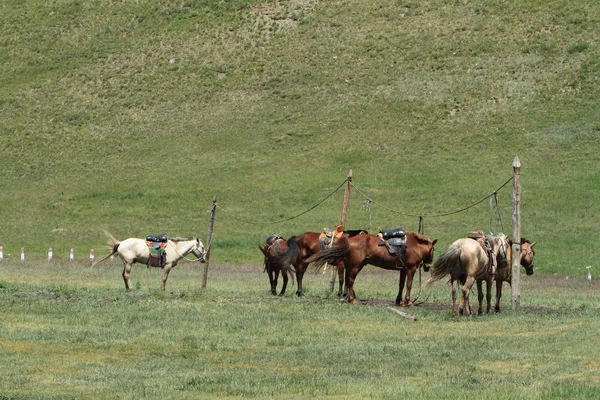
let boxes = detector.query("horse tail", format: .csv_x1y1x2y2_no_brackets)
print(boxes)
424,246,462,287
258,243,269,272
92,231,121,268
306,236,350,270
91,243,120,269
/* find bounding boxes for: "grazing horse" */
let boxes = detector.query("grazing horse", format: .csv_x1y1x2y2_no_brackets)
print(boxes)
490,238,536,313
307,232,437,305
424,234,504,316
93,232,206,290
278,231,346,297
258,235,290,296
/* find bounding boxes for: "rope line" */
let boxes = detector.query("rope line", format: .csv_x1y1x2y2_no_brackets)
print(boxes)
215,179,348,225
350,176,513,219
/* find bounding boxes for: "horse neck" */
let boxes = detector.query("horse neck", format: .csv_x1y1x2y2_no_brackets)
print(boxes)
406,235,429,265
172,239,196,256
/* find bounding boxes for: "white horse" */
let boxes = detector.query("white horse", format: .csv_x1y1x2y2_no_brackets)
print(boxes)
93,232,206,290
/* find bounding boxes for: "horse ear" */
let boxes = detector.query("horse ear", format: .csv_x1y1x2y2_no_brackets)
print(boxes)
432,239,438,246
530,242,536,248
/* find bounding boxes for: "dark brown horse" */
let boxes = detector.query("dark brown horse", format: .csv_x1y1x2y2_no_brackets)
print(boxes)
307,232,437,305
279,231,345,297
258,235,290,296
490,237,536,313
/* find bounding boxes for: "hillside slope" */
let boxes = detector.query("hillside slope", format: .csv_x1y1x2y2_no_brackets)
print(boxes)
1,0,598,275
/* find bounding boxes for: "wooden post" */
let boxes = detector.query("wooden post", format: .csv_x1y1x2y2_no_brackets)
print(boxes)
202,196,217,289
328,170,352,292
511,157,521,310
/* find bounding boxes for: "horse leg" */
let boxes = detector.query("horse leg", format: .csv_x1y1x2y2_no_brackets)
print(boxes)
295,264,306,297
272,269,280,296
396,270,407,306
280,269,288,296
346,267,361,304
476,279,484,315
495,279,504,313
462,276,475,316
402,268,416,306
161,264,174,291
266,262,276,295
486,278,493,314
451,278,459,316
337,264,344,297
122,262,133,290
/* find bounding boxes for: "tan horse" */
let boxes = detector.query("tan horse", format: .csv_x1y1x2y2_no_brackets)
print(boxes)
489,237,536,313
475,233,510,314
93,232,206,290
424,235,503,316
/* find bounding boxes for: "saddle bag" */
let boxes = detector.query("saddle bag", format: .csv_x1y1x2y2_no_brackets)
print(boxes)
146,234,167,244
266,234,283,245
379,227,406,240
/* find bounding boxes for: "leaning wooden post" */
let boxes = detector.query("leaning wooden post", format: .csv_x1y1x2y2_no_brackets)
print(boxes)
202,196,217,289
511,157,521,311
328,169,352,292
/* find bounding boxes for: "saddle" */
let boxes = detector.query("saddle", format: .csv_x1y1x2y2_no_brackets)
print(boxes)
146,234,167,267
377,227,407,268
319,226,344,249
266,234,284,246
467,231,495,274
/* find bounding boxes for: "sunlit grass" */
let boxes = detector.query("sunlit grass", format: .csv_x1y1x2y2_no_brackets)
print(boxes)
0,262,598,399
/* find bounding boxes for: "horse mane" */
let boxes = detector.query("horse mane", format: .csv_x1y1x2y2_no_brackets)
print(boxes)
409,232,431,243
170,236,196,242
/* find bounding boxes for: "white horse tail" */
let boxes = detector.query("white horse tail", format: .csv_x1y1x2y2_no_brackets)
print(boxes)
103,230,120,246
424,246,462,287
92,231,121,268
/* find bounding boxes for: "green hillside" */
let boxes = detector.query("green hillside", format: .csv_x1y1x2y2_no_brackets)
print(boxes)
1,0,599,275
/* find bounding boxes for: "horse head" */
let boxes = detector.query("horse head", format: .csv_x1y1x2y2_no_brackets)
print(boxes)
520,239,536,275
192,238,207,263
421,238,438,272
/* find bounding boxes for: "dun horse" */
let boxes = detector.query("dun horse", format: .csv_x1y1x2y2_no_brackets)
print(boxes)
278,231,346,297
93,232,206,290
258,234,290,296
482,237,536,313
475,233,509,315
307,232,437,305
424,234,504,316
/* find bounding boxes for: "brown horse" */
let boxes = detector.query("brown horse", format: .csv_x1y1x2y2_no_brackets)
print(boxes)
307,232,437,305
489,237,536,313
258,235,290,296
424,234,504,316
278,231,345,297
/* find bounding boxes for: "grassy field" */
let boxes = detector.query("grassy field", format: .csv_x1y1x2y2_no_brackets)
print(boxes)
1,0,599,398
0,261,599,399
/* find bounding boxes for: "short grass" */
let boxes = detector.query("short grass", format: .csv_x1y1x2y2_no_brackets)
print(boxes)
0,261,598,399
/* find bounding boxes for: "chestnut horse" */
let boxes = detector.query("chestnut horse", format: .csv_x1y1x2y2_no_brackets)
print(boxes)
307,232,437,305
278,231,346,297
258,235,290,296
424,234,504,316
